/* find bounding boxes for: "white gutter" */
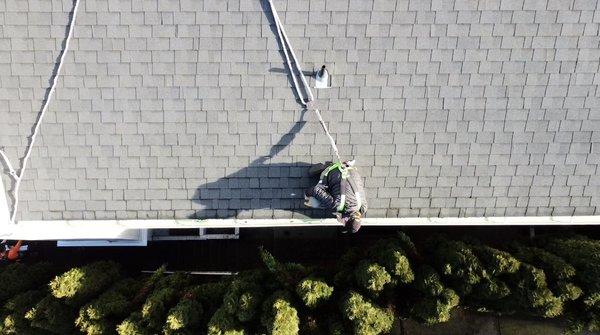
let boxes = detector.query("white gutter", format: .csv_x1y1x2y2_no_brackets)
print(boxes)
1,216,599,241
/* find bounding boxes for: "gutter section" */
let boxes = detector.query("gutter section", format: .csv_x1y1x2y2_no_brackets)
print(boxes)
1,216,599,241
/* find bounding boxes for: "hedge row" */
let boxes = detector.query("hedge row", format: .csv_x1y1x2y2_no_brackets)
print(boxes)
2,232,600,334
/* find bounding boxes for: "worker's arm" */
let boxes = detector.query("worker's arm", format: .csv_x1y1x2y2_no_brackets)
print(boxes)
326,170,344,211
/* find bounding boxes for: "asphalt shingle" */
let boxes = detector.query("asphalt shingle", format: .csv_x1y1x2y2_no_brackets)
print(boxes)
1,0,600,220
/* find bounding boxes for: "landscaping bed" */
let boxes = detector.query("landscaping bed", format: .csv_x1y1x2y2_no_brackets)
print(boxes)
2,231,600,334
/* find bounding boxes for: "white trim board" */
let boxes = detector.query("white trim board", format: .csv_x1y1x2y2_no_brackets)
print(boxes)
57,229,148,247
1,216,600,240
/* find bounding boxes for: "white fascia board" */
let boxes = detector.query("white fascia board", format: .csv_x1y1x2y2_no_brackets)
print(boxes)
1,222,146,241
1,216,600,241
57,229,148,247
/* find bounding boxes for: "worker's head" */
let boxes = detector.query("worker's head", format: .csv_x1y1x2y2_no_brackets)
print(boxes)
343,211,362,233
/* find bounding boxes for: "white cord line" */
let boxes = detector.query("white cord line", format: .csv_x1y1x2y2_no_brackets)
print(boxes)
0,0,81,224
268,0,314,102
267,0,342,163
314,108,343,162
268,0,307,106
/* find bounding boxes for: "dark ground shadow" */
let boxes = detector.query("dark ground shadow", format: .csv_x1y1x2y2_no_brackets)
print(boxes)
192,110,329,219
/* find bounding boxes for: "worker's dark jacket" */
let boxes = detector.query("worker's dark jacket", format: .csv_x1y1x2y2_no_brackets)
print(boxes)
311,163,367,215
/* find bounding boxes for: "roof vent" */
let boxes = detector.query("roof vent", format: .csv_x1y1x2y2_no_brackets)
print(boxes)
314,65,330,89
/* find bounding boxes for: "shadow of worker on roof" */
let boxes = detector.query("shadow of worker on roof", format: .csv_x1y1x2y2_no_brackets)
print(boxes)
191,109,329,219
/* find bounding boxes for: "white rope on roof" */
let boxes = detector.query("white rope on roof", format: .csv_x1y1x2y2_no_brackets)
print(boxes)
0,0,82,225
267,0,343,163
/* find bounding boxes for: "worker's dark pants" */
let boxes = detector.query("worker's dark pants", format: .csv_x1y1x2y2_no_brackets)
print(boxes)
305,184,335,210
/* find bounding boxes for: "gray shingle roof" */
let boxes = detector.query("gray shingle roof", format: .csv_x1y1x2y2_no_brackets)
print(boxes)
1,0,599,220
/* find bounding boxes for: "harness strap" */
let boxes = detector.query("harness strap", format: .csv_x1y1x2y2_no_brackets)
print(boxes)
320,163,362,213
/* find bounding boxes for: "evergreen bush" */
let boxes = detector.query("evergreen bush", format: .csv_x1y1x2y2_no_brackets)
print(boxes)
0,290,46,335
116,312,149,335
76,278,141,335
509,264,563,318
412,288,459,325
261,291,299,335
207,307,246,335
25,295,76,334
49,261,120,306
4,233,600,333
296,278,333,309
222,274,263,323
164,299,202,334
429,238,486,295
354,261,392,295
368,239,414,285
342,291,394,335
0,262,54,302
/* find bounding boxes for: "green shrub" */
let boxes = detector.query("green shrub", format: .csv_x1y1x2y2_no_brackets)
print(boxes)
354,261,392,295
296,278,333,309
537,237,600,332
429,238,486,295
412,288,459,325
512,244,576,282
382,250,414,284
0,263,55,302
141,287,179,330
164,299,202,334
130,266,167,306
154,272,191,292
116,312,149,335
411,266,460,325
49,261,120,306
396,231,418,259
342,292,394,335
260,247,308,288
222,275,263,322
76,278,141,335
207,307,246,335
369,239,414,285
541,237,600,299
413,266,444,297
334,247,363,287
118,272,192,333
191,282,229,311
261,291,299,335
0,290,46,335
25,295,76,334
509,264,563,318
472,276,511,302
511,243,582,303
472,245,520,275
556,282,583,302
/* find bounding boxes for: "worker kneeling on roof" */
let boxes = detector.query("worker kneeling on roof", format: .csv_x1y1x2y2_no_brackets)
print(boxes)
305,160,367,233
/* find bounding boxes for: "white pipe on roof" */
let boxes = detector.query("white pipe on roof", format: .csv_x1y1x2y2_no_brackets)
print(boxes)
0,0,82,225
268,0,314,103
1,216,599,241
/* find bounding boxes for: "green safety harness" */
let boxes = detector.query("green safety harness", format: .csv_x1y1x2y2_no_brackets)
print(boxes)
319,162,363,213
